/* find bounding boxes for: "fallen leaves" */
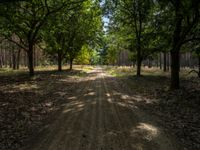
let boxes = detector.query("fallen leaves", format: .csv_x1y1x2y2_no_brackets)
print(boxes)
0,71,80,150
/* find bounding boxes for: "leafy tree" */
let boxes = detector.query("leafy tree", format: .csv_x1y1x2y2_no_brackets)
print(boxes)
158,0,200,89
107,0,161,76
0,0,85,75
65,0,103,70
75,45,91,65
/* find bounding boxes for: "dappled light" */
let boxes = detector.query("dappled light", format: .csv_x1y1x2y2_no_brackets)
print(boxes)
131,123,159,140
0,1,199,149
0,65,199,149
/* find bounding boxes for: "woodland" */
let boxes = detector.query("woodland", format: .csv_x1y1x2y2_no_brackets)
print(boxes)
0,0,200,150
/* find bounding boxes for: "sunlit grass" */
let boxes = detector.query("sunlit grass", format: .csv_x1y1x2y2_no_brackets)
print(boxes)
73,65,94,72
104,66,198,78
0,67,27,76
0,65,94,77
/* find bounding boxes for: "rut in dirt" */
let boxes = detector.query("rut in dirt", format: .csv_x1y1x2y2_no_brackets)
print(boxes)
23,67,180,150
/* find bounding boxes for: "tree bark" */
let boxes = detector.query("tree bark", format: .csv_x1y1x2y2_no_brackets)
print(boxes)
12,50,16,70
198,55,200,78
170,50,180,89
136,46,142,76
58,52,62,71
136,56,142,76
0,46,2,68
160,53,162,70
170,1,182,90
148,58,152,68
16,49,21,69
0,55,2,68
167,53,170,71
27,43,34,76
163,52,167,72
69,58,73,71
9,49,12,68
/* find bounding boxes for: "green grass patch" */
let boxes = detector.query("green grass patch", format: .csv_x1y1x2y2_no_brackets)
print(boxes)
104,66,198,79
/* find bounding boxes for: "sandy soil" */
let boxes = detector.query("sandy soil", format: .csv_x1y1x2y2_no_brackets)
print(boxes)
23,67,181,150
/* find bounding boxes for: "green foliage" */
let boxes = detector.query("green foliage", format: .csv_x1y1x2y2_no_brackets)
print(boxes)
75,45,91,65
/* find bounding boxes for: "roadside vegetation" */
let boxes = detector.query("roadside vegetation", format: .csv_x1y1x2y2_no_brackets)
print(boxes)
105,66,200,149
0,0,199,149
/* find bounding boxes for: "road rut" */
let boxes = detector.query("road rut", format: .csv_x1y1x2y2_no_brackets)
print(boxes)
23,67,180,150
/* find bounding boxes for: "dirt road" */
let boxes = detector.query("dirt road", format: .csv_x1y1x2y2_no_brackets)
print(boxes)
23,67,180,150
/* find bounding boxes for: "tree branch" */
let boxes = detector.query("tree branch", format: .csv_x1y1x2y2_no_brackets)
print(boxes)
6,37,27,51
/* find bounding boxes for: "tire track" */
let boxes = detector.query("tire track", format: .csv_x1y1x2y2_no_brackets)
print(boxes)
101,71,130,150
25,67,179,150
28,71,95,150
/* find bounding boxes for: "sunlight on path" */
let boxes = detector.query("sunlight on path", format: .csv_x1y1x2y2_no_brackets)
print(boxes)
24,67,180,150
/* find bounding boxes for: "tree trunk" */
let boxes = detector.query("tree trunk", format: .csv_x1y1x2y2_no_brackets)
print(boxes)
170,50,180,89
9,49,12,68
28,43,34,76
136,48,142,76
160,53,162,70
167,53,170,71
198,55,200,78
58,52,62,71
12,51,16,70
70,59,73,70
0,56,2,68
0,46,2,68
157,54,159,68
163,52,167,72
170,2,182,90
16,49,21,69
148,59,152,68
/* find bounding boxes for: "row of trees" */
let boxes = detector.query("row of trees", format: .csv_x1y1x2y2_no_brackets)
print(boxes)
103,0,200,89
0,0,103,75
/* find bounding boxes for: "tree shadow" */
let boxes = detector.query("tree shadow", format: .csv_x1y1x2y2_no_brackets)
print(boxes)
1,70,182,150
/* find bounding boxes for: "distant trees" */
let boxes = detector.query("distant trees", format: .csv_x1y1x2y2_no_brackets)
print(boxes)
158,0,200,89
116,0,153,76
0,0,199,90
44,0,102,70
104,0,200,89
0,0,102,73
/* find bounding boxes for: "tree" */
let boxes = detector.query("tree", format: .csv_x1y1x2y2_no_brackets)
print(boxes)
75,45,91,65
66,0,103,70
158,0,200,89
0,0,85,76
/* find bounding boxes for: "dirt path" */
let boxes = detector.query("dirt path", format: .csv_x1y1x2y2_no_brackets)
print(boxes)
23,67,180,150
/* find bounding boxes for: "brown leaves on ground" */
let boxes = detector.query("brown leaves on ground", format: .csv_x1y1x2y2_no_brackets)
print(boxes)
118,75,200,150
0,70,84,150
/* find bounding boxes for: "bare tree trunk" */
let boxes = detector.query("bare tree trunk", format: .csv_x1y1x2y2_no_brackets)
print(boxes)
16,49,21,69
9,49,12,68
170,1,182,90
171,49,180,89
167,52,170,71
137,57,142,76
157,54,159,68
0,46,2,68
136,45,142,76
160,53,162,70
58,52,62,71
12,50,16,70
198,55,200,77
148,58,152,68
28,43,34,76
163,52,167,72
69,58,73,71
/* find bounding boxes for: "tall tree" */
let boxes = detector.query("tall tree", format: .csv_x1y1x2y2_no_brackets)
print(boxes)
158,0,200,89
0,0,85,76
107,0,160,76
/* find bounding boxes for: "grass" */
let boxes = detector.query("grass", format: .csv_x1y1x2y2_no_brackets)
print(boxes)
104,66,198,79
0,65,94,77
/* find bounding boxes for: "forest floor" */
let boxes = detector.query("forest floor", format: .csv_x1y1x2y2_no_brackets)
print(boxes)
0,66,199,150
